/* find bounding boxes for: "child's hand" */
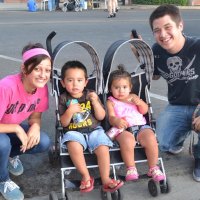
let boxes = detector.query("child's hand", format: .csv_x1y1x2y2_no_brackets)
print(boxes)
68,100,82,114
128,94,142,106
116,118,129,129
193,116,200,132
88,92,98,103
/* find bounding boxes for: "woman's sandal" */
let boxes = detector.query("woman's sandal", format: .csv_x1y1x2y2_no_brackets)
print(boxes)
80,177,94,193
102,179,124,193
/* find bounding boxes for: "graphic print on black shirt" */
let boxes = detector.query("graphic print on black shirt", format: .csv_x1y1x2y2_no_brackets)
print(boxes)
158,55,198,85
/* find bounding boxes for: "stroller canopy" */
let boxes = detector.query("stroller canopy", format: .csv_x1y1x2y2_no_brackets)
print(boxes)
103,39,154,93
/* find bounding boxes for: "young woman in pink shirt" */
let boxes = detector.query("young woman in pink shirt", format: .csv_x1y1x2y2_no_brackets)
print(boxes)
0,43,52,200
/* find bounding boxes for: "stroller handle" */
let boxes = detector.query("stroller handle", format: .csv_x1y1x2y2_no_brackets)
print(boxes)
46,31,56,57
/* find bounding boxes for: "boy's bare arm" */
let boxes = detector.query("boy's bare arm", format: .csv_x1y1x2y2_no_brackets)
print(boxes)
88,92,105,120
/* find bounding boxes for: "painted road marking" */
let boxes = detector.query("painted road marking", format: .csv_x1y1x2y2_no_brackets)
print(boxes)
0,55,21,62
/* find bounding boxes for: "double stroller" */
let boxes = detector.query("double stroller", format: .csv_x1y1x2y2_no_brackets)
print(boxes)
46,31,170,200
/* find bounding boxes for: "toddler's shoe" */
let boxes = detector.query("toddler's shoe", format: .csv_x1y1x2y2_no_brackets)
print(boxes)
147,166,165,182
8,156,24,176
125,166,139,181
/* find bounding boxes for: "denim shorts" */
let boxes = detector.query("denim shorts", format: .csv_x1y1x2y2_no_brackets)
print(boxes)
61,126,113,153
127,124,153,140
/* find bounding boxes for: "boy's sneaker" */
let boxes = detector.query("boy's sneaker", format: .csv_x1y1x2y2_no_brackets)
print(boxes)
168,146,184,155
125,166,139,181
0,179,24,200
193,158,200,182
147,166,165,182
8,156,24,176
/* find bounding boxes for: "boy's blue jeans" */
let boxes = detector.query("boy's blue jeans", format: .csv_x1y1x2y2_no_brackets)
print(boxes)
156,104,200,157
0,124,51,182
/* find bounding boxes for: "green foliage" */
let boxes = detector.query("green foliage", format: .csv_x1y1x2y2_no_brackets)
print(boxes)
132,0,188,6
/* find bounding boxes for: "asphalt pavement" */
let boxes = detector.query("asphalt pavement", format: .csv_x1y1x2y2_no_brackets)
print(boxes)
1,3,200,200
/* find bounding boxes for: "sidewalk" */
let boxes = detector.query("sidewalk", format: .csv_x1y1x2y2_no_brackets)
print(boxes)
1,2,200,11
0,3,27,11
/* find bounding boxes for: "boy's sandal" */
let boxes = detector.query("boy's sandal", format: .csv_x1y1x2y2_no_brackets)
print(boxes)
102,179,124,193
80,177,94,193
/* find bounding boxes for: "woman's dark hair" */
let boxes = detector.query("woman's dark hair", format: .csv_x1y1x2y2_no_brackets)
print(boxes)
61,60,88,80
149,4,182,31
108,64,132,91
22,43,51,74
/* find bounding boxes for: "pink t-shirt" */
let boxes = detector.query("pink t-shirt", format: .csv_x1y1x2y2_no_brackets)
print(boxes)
108,96,146,126
0,73,49,124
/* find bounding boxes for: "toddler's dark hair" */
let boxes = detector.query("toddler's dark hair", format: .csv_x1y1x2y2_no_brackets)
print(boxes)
108,64,132,91
61,60,88,80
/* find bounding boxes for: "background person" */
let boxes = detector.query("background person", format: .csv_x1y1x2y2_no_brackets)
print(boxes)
107,0,116,18
55,0,62,11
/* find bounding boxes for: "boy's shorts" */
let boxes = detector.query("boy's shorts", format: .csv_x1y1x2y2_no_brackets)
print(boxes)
61,126,113,153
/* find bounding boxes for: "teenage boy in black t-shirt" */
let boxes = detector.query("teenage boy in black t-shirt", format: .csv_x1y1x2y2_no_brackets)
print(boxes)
149,4,200,182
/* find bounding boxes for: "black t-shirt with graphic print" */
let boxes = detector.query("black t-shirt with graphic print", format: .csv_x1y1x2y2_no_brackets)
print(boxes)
58,89,100,132
153,36,200,105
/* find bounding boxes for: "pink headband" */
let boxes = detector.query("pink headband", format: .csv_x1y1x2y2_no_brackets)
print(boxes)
22,48,51,63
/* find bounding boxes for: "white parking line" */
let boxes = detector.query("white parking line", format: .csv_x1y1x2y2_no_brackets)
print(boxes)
149,92,168,102
0,55,21,62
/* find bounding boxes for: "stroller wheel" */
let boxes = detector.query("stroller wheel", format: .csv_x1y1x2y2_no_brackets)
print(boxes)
100,188,123,200
101,188,109,200
111,188,123,200
160,178,171,194
148,179,160,197
65,190,73,200
49,191,58,200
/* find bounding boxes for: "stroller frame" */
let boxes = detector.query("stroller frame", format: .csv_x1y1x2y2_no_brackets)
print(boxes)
46,32,170,200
